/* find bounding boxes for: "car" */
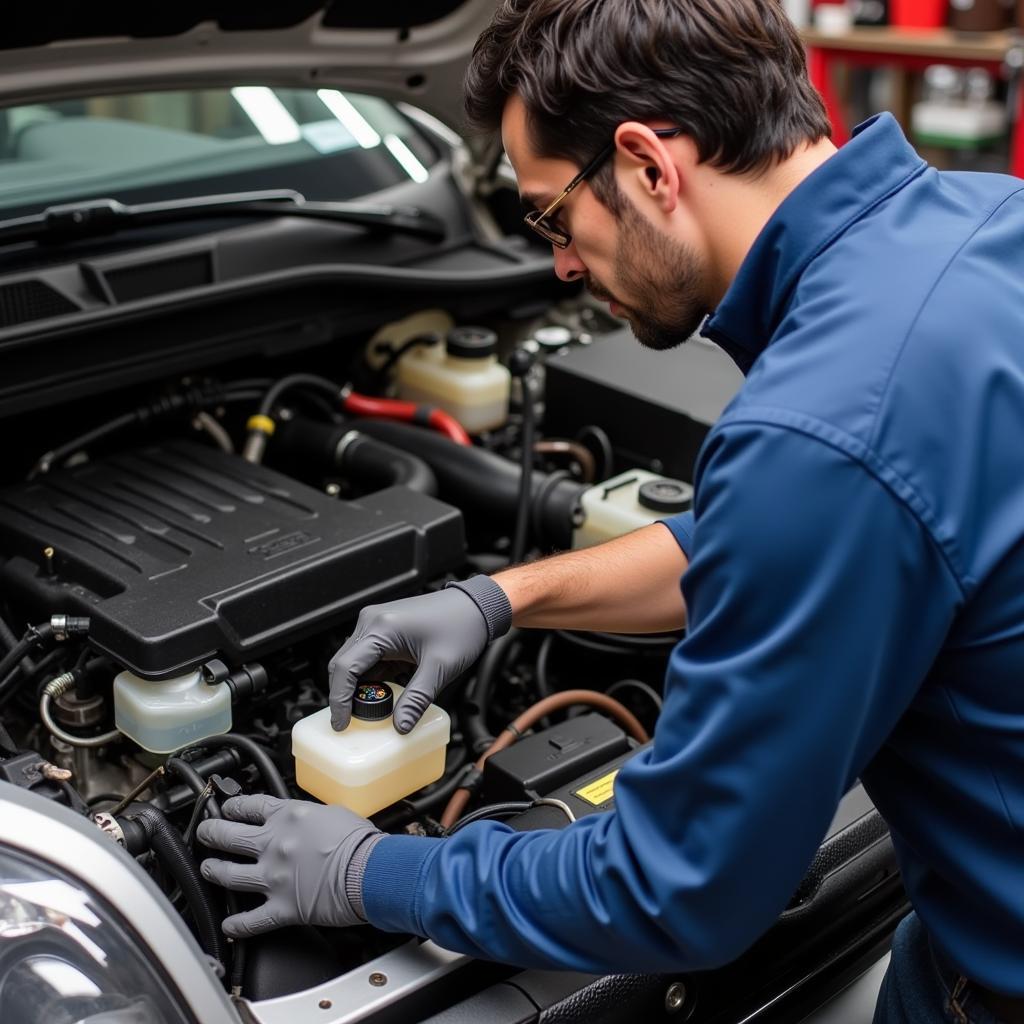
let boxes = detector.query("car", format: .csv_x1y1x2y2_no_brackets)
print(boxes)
0,6,907,1022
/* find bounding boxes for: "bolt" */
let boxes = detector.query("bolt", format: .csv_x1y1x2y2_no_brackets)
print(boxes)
369,972,387,987
318,998,332,1009
665,982,686,1014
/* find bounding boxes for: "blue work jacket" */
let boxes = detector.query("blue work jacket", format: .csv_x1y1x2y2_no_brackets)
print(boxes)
362,114,1024,994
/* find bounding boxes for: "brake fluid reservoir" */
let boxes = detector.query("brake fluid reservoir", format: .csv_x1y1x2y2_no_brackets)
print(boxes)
291,682,450,816
396,326,511,433
113,669,231,754
573,470,694,549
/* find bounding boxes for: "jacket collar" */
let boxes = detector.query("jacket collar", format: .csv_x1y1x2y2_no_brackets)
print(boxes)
700,113,927,372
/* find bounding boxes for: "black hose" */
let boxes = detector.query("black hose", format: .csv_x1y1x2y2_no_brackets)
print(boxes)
119,804,227,967
257,374,341,418
150,750,241,814
445,801,533,836
510,371,536,564
461,628,520,756
535,633,556,701
0,611,34,679
349,419,587,549
0,624,55,706
339,433,437,495
273,418,436,495
605,678,664,714
166,758,223,818
187,734,289,800
575,424,614,480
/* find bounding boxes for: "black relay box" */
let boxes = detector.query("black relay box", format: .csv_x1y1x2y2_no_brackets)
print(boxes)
484,713,641,829
543,329,743,482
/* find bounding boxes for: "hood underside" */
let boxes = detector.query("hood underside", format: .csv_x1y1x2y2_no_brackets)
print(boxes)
0,2,497,135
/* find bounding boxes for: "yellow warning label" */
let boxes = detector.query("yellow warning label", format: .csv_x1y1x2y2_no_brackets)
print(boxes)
574,770,618,807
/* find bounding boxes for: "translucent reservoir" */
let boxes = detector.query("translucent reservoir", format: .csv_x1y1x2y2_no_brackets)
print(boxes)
291,682,450,816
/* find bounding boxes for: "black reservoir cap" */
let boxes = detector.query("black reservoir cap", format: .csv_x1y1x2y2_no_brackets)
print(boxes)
637,478,692,514
353,682,394,721
447,325,498,359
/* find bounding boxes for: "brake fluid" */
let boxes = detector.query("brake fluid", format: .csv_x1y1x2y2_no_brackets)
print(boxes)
291,682,450,816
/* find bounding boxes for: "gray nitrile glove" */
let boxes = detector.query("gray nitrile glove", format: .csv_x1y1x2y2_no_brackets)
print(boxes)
198,794,383,937
328,576,512,734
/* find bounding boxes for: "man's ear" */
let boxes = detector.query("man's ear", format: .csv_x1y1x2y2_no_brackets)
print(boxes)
613,122,688,215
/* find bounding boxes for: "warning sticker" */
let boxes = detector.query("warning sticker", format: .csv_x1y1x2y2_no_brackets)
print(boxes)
573,770,618,807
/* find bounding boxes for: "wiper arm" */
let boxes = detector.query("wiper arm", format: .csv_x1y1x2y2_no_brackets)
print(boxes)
0,189,447,246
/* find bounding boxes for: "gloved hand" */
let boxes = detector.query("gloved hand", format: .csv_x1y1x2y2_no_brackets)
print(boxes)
198,794,383,938
328,576,512,734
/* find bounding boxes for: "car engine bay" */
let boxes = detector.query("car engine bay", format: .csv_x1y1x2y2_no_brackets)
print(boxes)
0,251,757,1008
0,189,904,1022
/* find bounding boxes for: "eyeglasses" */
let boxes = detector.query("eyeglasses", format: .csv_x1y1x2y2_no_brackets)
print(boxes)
523,127,682,249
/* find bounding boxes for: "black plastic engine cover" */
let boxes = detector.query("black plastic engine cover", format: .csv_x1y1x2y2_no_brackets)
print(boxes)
0,442,464,678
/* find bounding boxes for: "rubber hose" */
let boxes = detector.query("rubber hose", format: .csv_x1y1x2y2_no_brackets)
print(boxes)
348,418,587,549
187,734,289,800
0,624,55,706
272,418,437,496
461,628,520,756
119,804,227,967
0,612,34,678
339,432,437,495
150,750,240,814
510,374,536,564
166,758,223,817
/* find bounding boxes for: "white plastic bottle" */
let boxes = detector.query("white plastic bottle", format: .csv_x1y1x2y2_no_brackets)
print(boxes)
113,669,232,754
396,326,511,433
573,470,693,549
291,682,450,816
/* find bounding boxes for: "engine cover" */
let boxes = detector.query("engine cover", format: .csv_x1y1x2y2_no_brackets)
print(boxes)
0,441,464,678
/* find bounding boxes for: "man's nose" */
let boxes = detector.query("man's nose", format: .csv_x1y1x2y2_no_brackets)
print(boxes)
553,241,586,283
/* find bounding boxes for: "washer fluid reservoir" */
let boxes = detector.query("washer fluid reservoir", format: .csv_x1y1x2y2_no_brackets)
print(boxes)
396,326,511,433
573,470,693,549
291,682,450,816
113,669,232,754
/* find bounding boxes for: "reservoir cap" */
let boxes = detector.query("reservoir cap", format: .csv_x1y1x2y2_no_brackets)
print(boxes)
353,682,394,721
447,326,498,359
638,479,692,514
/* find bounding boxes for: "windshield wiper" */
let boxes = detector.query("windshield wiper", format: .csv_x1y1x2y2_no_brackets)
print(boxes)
0,189,447,246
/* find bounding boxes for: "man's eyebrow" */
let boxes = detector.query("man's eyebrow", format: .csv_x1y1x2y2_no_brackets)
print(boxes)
519,191,551,210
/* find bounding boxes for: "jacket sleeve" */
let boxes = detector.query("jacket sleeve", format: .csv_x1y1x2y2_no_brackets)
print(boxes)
361,422,962,971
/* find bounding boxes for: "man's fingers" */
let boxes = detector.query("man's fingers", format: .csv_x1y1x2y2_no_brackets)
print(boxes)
393,659,443,733
329,636,387,731
195,819,266,857
200,858,268,894
220,793,285,825
221,900,292,938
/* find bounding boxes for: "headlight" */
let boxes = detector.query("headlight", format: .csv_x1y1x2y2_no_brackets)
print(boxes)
0,846,194,1024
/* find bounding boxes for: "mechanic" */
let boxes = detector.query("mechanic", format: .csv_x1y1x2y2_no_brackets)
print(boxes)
199,2,1024,1020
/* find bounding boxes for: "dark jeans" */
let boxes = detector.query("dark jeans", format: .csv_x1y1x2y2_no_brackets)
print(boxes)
873,913,1007,1024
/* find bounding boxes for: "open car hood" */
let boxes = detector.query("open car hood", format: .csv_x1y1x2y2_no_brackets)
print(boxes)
0,3,497,136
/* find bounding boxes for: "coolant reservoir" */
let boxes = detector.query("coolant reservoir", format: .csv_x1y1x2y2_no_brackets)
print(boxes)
573,470,693,549
113,669,232,754
291,682,450,816
396,326,511,433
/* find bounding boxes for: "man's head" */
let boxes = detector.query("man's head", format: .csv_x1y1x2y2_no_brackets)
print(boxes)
465,0,832,349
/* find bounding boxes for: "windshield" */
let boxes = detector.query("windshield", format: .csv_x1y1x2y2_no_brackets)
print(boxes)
0,87,439,216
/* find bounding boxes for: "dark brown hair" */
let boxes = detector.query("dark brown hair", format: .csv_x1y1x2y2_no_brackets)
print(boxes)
465,0,830,185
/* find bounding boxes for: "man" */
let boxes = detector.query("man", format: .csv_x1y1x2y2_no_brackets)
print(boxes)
199,1,1024,1020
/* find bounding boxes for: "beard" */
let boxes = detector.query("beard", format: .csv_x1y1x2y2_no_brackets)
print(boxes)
586,196,708,351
